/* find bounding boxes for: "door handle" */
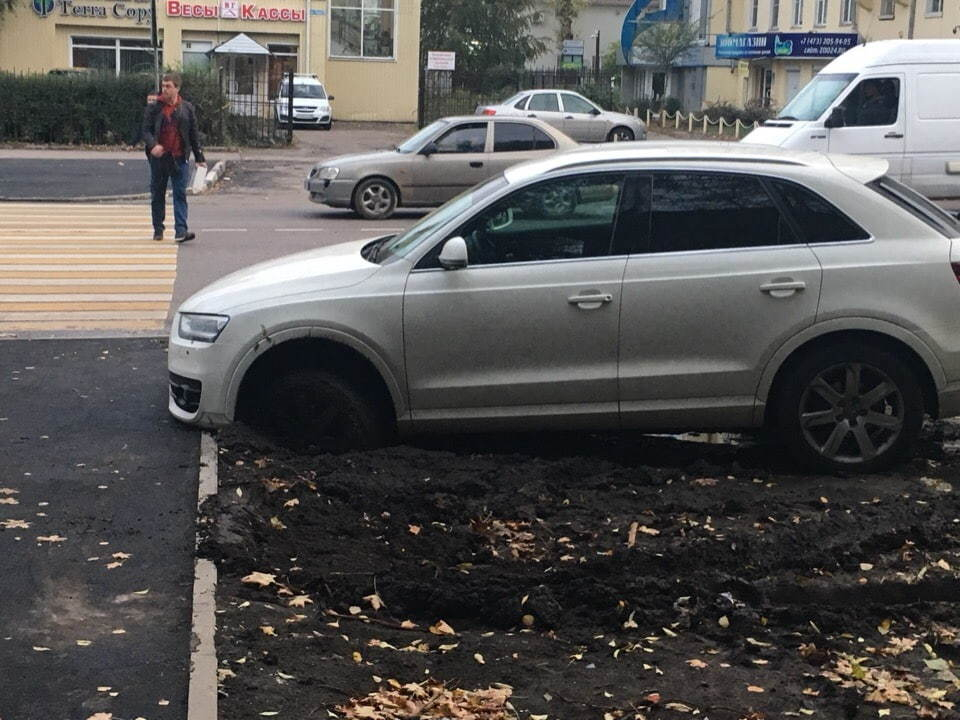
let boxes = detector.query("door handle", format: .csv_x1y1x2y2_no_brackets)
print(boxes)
884,131,904,139
565,115,574,119
470,161,483,168
527,113,537,118
760,280,806,297
568,293,613,309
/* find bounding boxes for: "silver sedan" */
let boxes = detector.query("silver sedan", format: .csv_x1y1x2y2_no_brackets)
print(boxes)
476,90,647,143
305,116,577,220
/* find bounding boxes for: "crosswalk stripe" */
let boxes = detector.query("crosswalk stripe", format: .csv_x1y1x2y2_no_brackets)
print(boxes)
0,203,179,335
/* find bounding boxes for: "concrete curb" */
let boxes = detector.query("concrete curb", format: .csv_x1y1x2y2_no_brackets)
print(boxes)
188,431,219,720
0,193,151,203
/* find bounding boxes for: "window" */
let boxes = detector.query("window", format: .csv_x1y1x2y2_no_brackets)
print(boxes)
71,37,161,76
561,93,596,115
515,97,530,109
770,180,869,243
183,40,212,70
750,0,760,27
330,0,395,59
840,0,855,23
434,123,487,153
837,77,900,126
792,0,804,25
879,0,895,17
870,176,959,238
648,173,796,253
528,93,559,112
926,0,943,13
493,123,556,152
815,0,828,25
770,0,781,27
451,174,626,266
777,72,855,120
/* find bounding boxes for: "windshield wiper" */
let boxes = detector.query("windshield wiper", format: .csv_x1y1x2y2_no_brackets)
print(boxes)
776,115,798,121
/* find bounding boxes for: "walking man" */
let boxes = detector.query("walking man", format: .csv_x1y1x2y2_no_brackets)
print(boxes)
142,72,205,242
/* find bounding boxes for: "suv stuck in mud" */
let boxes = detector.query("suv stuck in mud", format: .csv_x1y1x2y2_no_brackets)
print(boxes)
168,142,960,473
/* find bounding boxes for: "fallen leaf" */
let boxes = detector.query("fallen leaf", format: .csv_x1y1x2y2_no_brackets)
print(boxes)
111,629,126,635
860,563,874,571
86,714,113,720
241,572,276,588
408,524,421,535
1,519,30,529
687,658,708,668
288,595,313,608
97,686,111,692
627,522,639,548
644,692,661,704
158,699,169,706
665,703,694,713
348,605,362,615
0,488,18,495
429,620,456,636
936,559,952,571
260,625,276,636
283,498,299,509
112,552,132,560
363,593,384,611
718,615,730,628
76,640,92,646
105,562,123,570
878,618,892,635
218,668,237,681
32,646,50,652
747,685,765,693
474,653,485,664
438,643,459,652
0,498,19,505
36,535,66,543
133,589,150,595
352,651,363,663
269,516,287,531
260,713,279,717
286,614,307,624
637,525,660,536
400,620,417,630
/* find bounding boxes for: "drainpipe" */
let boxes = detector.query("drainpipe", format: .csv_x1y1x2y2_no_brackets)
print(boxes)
725,0,732,33
907,0,917,38
305,0,311,72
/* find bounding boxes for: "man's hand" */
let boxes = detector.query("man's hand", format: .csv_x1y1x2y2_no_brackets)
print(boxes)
150,145,165,158
197,162,207,169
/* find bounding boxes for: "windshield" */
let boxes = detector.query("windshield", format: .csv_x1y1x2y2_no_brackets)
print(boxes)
777,73,857,121
377,174,510,263
281,84,327,99
396,120,449,153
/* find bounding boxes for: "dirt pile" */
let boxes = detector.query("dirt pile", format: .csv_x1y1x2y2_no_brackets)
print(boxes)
202,425,960,719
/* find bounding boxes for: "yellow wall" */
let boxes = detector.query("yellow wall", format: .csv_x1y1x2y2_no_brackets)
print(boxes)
0,0,420,122
704,65,743,105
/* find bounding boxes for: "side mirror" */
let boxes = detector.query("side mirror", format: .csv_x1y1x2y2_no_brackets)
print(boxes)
421,142,438,156
328,95,335,101
438,236,468,270
591,107,602,116
824,106,845,129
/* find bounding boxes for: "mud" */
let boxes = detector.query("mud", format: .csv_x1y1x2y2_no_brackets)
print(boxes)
202,424,960,719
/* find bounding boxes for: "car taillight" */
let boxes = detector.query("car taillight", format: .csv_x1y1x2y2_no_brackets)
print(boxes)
953,262,960,285
481,108,496,116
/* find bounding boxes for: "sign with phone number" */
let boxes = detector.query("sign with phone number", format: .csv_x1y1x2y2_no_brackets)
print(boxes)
716,32,860,59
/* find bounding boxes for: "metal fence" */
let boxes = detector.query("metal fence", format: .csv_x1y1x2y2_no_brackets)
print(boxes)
210,65,290,147
418,67,621,126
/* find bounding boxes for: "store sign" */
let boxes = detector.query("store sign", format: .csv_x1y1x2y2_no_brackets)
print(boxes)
716,33,859,59
166,0,304,20
33,0,153,23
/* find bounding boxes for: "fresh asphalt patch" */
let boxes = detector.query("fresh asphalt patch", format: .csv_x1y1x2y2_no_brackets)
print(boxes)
0,337,198,719
0,158,202,200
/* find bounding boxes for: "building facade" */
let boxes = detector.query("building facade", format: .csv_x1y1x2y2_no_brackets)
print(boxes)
0,0,421,122
618,0,960,111
528,0,634,70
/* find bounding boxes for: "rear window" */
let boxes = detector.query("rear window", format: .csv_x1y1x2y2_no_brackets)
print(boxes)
493,122,556,152
770,180,869,243
869,176,960,238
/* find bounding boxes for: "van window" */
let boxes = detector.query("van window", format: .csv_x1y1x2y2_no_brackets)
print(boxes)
870,176,960,238
837,77,899,127
777,73,856,121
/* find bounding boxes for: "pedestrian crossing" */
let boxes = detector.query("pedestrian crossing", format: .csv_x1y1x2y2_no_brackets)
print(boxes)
0,203,178,336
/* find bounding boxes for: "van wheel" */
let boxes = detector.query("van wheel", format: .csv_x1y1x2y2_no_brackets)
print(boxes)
353,178,398,220
776,343,923,473
266,368,388,452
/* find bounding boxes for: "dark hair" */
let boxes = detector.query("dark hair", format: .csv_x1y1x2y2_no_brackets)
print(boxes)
162,72,182,88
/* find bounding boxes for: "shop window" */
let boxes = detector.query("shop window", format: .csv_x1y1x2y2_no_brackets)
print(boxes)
72,37,161,76
815,0,827,25
183,41,213,70
879,0,895,17
840,0,854,23
331,0,396,60
791,0,803,25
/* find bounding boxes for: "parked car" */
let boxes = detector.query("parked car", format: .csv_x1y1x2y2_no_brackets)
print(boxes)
742,39,960,198
169,142,960,473
476,90,646,143
304,115,577,219
276,74,333,129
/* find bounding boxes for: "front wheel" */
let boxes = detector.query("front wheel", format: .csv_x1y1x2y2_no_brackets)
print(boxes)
776,343,924,473
353,178,398,220
607,126,635,142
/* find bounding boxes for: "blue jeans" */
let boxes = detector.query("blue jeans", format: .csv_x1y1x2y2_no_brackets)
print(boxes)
149,155,189,237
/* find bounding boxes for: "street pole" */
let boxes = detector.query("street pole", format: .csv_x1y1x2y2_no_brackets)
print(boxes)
150,0,160,90
595,29,600,80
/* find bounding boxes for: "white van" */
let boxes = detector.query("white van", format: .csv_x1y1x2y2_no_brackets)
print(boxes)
742,40,960,198
276,74,334,130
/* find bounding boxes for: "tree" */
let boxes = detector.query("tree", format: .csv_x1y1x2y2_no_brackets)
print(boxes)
554,0,588,48
630,20,700,73
420,0,546,77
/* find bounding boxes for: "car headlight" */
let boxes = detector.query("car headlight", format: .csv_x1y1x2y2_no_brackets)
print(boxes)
178,313,229,343
317,166,339,180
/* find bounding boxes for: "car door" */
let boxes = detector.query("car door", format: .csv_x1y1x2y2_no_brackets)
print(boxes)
560,92,606,142
523,92,566,133
827,75,906,179
406,121,491,205
402,171,629,431
618,171,823,429
482,121,560,176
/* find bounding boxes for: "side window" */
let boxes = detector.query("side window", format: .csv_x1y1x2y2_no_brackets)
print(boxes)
532,127,556,150
771,180,869,242
493,123,535,152
434,123,487,154
447,173,625,266
514,96,530,110
649,173,797,253
561,93,596,114
838,77,900,127
528,93,560,112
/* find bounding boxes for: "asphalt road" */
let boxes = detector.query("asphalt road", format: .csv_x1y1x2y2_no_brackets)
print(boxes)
0,158,156,200
0,338,198,719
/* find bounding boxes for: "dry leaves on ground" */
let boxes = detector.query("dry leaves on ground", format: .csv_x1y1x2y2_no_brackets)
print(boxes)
338,680,513,719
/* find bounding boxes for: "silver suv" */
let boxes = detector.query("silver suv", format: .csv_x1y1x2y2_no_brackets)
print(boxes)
168,142,960,473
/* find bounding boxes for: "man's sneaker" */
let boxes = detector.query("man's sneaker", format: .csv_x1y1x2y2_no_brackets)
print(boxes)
175,231,195,244
153,234,163,242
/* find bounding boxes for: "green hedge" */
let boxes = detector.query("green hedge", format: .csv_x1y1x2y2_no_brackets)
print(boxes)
0,69,283,146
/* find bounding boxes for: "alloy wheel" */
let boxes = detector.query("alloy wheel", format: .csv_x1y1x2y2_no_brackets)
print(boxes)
360,183,394,217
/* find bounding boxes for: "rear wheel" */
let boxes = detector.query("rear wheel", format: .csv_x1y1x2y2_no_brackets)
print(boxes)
264,368,388,452
353,178,398,220
607,126,635,142
776,343,923,473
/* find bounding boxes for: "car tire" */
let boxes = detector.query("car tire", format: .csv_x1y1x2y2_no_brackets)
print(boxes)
321,121,332,131
266,368,389,453
607,127,635,142
353,178,398,220
776,342,923,474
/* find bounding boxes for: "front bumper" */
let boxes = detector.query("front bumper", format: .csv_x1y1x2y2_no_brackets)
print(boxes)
304,177,355,207
167,324,234,428
279,109,332,125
